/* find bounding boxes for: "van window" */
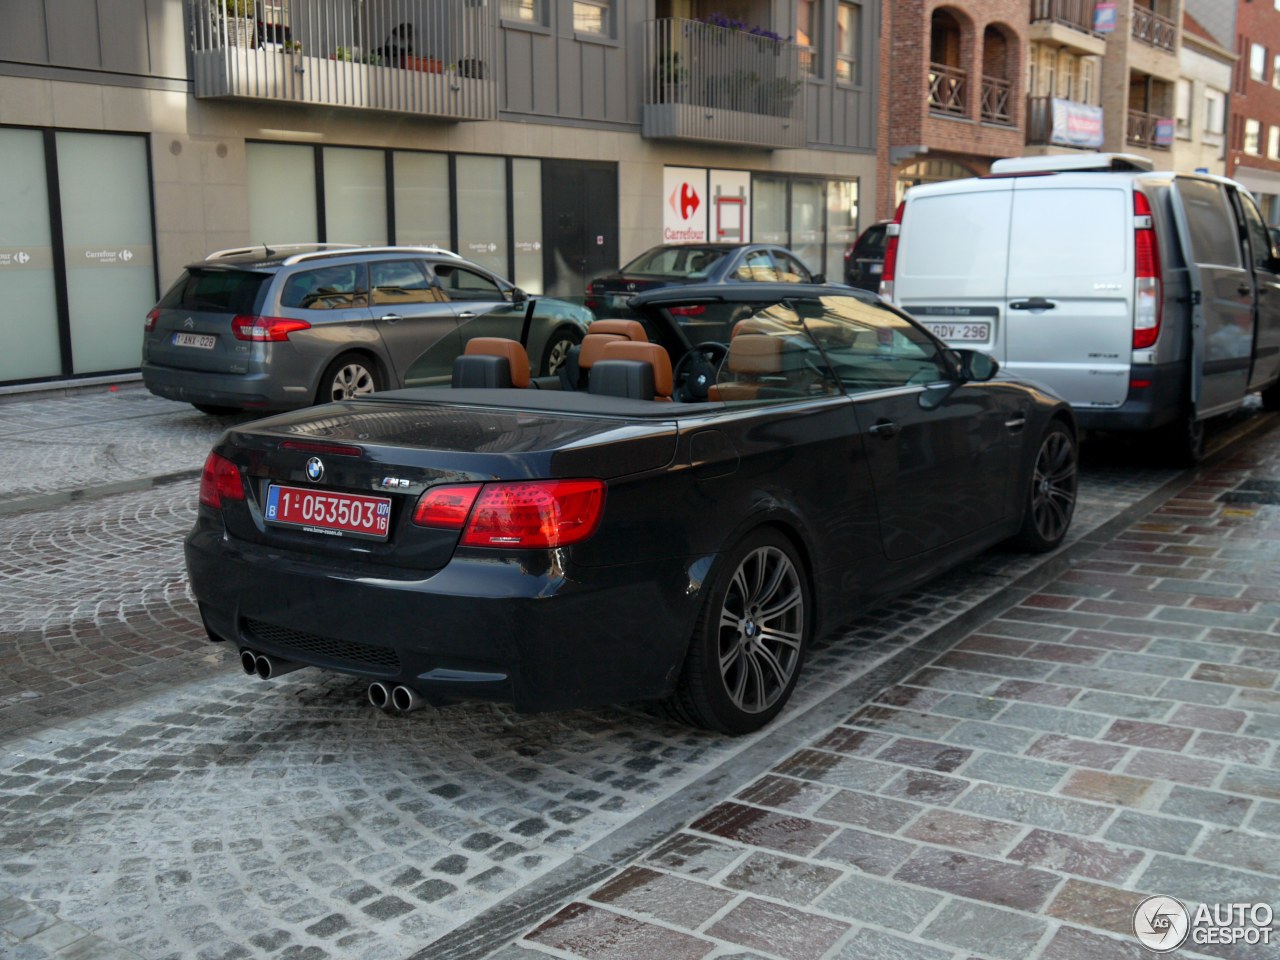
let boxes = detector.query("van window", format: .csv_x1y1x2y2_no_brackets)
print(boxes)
1177,180,1242,268
899,191,1011,281
1008,189,1126,278
1238,192,1276,270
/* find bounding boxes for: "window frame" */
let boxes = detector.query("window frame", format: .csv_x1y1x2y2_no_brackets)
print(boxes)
835,1,860,86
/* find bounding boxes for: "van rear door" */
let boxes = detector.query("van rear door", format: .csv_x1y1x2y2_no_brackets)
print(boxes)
1168,177,1255,418
893,180,1014,357
1003,180,1132,407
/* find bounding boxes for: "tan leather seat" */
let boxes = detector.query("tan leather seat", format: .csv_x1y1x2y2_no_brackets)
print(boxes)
709,333,781,401
589,340,673,401
569,319,650,388
451,337,531,388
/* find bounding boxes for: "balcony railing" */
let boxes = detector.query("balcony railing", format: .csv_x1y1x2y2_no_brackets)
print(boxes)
188,0,497,120
928,62,967,116
981,76,1013,125
642,18,806,150
1132,6,1176,52
1029,0,1096,34
1128,108,1173,150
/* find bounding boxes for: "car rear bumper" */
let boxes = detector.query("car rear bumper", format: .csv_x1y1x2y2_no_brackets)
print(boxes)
141,363,299,409
186,517,703,712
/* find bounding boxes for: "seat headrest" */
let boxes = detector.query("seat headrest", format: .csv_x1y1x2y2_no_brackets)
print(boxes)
727,333,783,375
579,333,627,369
464,337,530,388
601,340,672,398
586,319,647,342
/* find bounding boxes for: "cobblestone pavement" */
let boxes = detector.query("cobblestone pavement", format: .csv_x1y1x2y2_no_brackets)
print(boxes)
1,386,1277,960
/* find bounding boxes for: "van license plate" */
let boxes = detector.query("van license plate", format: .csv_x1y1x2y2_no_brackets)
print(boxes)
922,321,990,342
173,333,216,349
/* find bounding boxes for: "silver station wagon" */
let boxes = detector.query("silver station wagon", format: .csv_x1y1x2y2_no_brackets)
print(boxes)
141,244,591,414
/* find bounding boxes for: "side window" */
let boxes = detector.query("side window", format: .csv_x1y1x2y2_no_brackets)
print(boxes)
805,296,949,393
1177,180,1244,268
713,306,839,403
433,264,505,301
774,251,812,283
1238,192,1276,271
369,260,442,305
280,265,367,310
736,250,780,282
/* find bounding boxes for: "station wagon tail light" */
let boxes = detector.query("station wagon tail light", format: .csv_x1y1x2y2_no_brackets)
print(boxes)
413,479,606,548
670,305,706,316
232,315,312,342
1133,191,1162,349
878,201,905,300
199,452,245,508
145,308,160,332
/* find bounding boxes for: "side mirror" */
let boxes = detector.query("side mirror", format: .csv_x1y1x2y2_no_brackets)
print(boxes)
811,273,826,284
954,349,999,382
510,287,529,305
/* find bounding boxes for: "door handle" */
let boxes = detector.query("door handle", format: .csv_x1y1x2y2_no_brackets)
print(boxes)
869,419,900,438
1009,298,1056,310
457,311,477,319
1004,415,1027,432
1238,284,1253,297
380,313,404,323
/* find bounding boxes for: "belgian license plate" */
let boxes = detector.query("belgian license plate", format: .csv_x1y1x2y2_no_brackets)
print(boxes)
173,332,216,349
264,485,392,541
922,321,991,342
609,294,629,309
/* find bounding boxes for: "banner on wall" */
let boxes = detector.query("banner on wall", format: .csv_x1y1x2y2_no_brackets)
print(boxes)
1049,99,1104,148
663,167,708,243
709,170,751,243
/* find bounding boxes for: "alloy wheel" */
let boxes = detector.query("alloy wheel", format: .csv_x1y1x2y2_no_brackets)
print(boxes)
330,363,376,400
1029,428,1077,544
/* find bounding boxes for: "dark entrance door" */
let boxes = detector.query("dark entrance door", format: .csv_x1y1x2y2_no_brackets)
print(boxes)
541,160,618,297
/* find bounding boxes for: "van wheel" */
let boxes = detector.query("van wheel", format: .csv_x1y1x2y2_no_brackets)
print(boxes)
317,353,381,404
665,529,809,735
1162,409,1206,466
1010,421,1077,553
1262,379,1280,412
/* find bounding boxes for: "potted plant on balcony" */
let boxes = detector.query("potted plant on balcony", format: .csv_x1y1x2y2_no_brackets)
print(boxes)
656,50,688,103
220,0,255,48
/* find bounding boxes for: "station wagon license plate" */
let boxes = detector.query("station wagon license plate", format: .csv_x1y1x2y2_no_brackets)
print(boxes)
264,485,392,541
172,333,216,349
921,321,991,342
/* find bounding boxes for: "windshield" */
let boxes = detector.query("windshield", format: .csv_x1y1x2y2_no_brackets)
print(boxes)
620,246,730,278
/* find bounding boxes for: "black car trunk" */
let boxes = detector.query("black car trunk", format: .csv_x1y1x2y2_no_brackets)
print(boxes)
213,395,679,573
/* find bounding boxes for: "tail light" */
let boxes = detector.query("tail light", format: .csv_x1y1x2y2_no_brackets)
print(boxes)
1132,190,1162,349
199,452,245,508
232,315,312,342
670,305,706,316
413,479,606,548
878,201,905,300
145,308,160,332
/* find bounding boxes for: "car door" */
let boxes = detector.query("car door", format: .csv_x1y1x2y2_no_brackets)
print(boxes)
837,309,1019,561
1234,190,1280,392
431,261,519,347
1169,177,1255,418
735,248,781,282
368,258,461,387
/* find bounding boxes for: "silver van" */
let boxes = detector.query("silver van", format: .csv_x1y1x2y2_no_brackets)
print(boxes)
882,153,1280,461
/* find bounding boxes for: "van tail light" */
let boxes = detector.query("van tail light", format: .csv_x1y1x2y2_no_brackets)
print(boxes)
145,308,160,332
878,201,905,300
232,315,312,342
199,452,245,508
1133,191,1162,349
413,479,606,548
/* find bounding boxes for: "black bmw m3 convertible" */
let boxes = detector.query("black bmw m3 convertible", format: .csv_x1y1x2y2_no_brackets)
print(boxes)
187,283,1077,734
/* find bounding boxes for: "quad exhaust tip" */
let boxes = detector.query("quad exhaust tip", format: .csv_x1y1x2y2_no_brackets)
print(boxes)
367,681,391,710
239,648,304,680
367,682,427,713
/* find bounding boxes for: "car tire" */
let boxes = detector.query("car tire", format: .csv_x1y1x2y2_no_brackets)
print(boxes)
540,327,582,377
667,528,809,735
1010,420,1077,553
317,353,382,405
191,403,240,416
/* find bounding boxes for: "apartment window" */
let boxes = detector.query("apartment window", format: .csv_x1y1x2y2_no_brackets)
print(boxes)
1274,55,1280,89
1175,79,1192,138
798,0,818,75
501,0,544,24
835,2,860,84
1270,126,1280,160
572,0,609,35
1205,88,1225,135
1251,43,1267,82
1246,118,1262,155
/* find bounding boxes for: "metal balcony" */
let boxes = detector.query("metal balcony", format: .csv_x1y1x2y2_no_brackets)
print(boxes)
1030,0,1097,34
1132,6,1176,53
641,18,806,150
188,0,497,120
1128,108,1173,150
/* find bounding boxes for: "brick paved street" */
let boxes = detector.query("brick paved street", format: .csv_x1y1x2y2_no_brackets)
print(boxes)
0,386,1277,960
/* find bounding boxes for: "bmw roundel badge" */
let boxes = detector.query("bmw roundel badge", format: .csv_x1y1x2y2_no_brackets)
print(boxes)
305,457,325,482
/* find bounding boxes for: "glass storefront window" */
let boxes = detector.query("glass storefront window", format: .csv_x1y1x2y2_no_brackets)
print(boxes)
393,151,451,248
0,129,61,381
826,179,858,281
456,155,508,277
248,142,318,243
57,132,155,375
324,147,387,244
753,177,788,245
512,158,543,293
790,179,824,274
